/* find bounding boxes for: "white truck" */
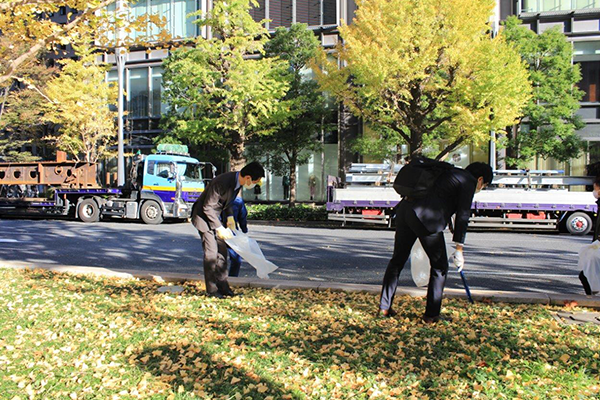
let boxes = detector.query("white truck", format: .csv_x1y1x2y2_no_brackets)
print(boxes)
326,164,597,235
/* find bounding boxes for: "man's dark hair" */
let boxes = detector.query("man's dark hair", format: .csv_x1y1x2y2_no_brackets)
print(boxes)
240,161,265,180
465,162,493,184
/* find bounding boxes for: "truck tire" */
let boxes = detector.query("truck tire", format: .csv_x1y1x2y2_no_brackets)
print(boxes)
78,198,100,223
565,212,592,236
140,200,163,225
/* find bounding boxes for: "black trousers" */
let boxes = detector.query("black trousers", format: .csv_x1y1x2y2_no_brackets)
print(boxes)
380,201,449,318
198,230,231,295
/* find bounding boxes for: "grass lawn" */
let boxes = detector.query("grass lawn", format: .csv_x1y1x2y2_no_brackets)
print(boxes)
1,268,599,400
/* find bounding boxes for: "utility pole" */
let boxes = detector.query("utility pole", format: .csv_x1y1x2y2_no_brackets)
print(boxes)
116,0,127,186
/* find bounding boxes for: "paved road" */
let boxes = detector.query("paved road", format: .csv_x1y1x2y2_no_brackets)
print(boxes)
0,218,591,295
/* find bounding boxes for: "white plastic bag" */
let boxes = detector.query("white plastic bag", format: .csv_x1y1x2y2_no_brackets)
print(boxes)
225,230,279,279
578,240,600,293
411,240,430,287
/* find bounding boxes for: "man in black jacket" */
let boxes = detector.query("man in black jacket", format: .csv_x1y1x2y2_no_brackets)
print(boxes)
379,162,493,323
191,161,264,298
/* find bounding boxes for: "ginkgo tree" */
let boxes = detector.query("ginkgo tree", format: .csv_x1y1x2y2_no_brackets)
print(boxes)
314,0,532,160
501,16,585,168
41,44,117,163
0,0,169,89
161,0,290,171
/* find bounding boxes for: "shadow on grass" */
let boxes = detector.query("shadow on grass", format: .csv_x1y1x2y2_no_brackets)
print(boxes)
134,343,303,399
22,269,600,398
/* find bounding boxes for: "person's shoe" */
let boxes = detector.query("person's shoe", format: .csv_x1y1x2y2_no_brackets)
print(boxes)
377,308,397,318
207,292,225,299
222,289,240,297
422,314,453,324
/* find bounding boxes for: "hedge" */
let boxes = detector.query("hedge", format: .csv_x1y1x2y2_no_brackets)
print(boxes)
246,203,328,221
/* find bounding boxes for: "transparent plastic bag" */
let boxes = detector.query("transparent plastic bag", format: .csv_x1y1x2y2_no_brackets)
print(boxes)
225,230,279,279
578,240,600,293
411,240,430,287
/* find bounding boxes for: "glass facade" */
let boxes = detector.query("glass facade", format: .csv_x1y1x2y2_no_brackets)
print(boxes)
106,0,199,41
107,65,165,146
520,0,600,13
128,68,149,117
243,144,339,202
151,67,165,116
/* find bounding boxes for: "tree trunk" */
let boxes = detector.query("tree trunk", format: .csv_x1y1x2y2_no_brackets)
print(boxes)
229,131,246,171
0,87,9,124
320,116,325,202
409,129,423,160
505,124,518,169
289,157,297,207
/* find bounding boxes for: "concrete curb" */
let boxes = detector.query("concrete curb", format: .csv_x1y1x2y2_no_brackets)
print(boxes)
2,261,600,309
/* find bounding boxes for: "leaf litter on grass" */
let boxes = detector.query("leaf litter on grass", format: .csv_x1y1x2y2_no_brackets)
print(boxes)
0,267,599,399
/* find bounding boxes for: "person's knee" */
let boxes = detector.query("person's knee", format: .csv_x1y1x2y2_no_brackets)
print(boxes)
204,254,218,265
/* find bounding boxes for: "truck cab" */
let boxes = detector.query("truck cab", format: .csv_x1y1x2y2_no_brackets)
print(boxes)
120,144,215,224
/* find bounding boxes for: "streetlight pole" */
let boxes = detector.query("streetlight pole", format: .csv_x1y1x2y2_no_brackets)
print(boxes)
116,0,126,186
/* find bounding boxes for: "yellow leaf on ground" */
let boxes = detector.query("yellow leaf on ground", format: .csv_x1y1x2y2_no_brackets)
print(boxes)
559,354,570,363
257,383,268,393
231,377,241,384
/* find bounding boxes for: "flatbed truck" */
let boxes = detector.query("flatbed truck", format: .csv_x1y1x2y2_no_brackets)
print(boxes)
326,164,597,235
0,145,214,224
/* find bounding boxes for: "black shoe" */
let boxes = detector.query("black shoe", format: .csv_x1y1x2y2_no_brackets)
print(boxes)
422,314,452,324
207,292,225,299
377,308,397,318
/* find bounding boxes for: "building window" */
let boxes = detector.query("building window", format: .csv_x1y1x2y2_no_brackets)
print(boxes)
521,0,600,13
151,67,165,116
109,66,166,134
577,61,600,102
270,0,293,27
296,0,321,26
107,70,118,111
574,41,600,57
172,0,197,38
323,0,336,25
128,68,149,117
106,0,199,41
249,0,266,22
266,0,337,28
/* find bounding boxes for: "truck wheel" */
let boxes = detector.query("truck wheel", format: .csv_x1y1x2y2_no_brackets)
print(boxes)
140,200,163,225
78,198,99,223
566,212,592,236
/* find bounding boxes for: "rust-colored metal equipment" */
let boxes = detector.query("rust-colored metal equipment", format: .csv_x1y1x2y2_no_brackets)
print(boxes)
0,154,98,188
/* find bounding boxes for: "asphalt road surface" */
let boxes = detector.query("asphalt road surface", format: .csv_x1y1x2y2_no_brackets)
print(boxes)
0,218,592,295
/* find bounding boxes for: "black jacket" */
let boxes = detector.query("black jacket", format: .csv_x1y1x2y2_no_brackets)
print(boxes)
191,172,240,233
410,167,477,244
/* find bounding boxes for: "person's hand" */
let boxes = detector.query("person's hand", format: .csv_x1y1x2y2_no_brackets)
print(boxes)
452,248,464,272
216,226,233,240
226,216,236,231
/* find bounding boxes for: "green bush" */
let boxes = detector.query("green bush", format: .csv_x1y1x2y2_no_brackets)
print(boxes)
246,203,328,221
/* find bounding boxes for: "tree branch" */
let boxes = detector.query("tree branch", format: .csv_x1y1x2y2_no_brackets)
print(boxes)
13,76,54,103
424,115,453,133
436,135,466,161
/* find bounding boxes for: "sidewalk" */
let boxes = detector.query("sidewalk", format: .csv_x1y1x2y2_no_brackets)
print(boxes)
3,260,600,309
